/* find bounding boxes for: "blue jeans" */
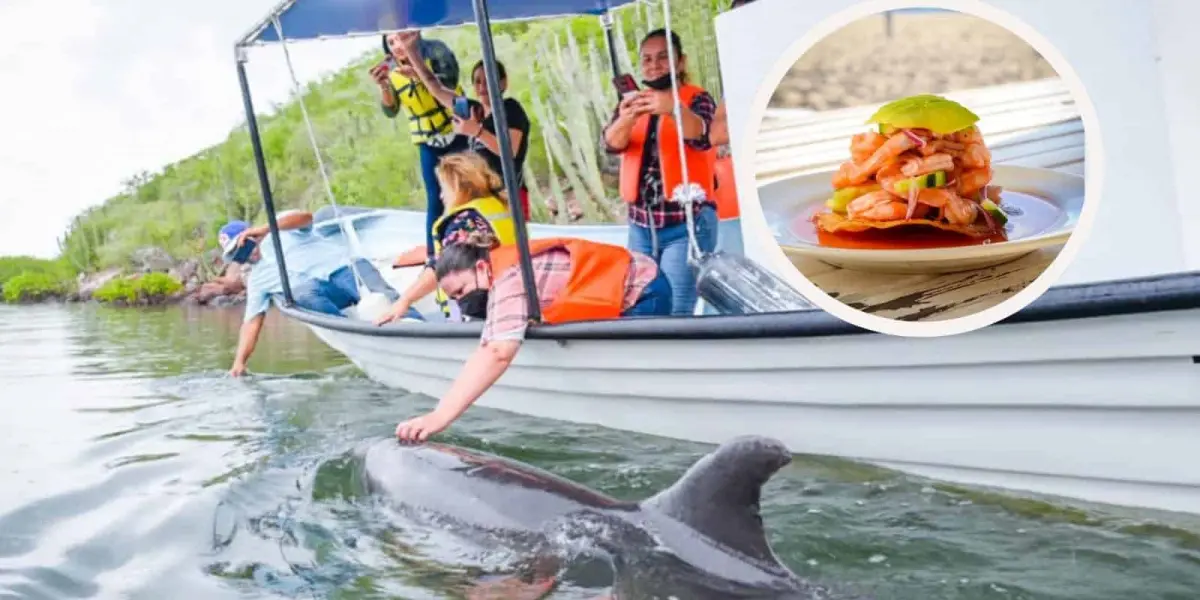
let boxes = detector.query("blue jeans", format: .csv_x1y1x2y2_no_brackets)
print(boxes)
622,268,673,317
627,204,719,316
294,259,419,319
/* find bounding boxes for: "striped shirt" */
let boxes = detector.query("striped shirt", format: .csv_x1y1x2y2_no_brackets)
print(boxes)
481,248,659,344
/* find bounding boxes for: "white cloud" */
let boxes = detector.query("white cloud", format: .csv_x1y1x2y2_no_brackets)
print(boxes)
0,0,375,258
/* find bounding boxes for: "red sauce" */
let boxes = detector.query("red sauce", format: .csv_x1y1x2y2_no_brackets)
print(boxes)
814,226,1008,250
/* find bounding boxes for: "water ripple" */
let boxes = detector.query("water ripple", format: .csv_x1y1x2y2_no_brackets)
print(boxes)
2,305,1200,599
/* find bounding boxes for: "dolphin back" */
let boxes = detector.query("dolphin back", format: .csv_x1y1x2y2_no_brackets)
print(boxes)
640,435,794,573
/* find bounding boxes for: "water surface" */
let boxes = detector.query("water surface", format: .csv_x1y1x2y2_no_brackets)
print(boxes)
1,304,1198,599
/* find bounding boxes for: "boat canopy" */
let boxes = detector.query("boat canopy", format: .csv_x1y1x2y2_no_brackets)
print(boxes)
238,0,641,47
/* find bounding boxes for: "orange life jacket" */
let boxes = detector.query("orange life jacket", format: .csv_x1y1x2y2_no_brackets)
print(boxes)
713,153,741,219
619,83,717,207
488,237,633,324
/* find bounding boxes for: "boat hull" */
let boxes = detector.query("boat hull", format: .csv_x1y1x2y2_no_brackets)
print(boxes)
304,305,1200,517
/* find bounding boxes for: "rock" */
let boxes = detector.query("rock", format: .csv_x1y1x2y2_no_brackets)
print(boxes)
186,262,246,306
76,268,123,302
130,247,175,273
169,258,200,284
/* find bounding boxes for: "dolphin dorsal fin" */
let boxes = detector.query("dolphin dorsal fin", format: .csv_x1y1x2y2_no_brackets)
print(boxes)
641,436,792,569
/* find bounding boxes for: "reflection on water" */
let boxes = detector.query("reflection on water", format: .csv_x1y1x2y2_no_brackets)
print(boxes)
1,304,1199,599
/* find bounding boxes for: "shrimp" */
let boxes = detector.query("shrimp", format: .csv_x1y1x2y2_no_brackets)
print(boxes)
849,132,888,164
876,160,907,195
960,143,991,169
957,166,993,198
915,189,978,226
952,125,984,145
918,139,966,157
846,190,908,221
832,161,858,189
844,132,921,185
900,153,955,178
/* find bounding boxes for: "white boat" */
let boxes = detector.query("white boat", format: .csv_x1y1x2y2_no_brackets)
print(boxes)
233,0,1200,517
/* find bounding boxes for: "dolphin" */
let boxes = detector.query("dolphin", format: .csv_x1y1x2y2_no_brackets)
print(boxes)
354,434,863,599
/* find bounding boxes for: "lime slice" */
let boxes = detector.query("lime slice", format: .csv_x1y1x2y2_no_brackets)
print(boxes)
866,94,980,135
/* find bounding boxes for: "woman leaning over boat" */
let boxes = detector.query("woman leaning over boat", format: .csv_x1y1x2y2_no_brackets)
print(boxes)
602,28,720,316
393,236,673,441
374,152,521,325
391,31,535,220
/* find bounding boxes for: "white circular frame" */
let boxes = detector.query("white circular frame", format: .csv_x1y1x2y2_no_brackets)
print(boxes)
736,0,1105,338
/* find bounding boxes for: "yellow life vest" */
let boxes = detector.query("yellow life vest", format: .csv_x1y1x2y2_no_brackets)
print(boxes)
388,66,464,147
431,195,519,318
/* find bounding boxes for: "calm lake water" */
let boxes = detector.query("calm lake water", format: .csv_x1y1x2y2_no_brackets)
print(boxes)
2,304,1199,599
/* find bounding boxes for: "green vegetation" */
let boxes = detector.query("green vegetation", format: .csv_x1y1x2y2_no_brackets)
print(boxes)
93,273,184,305
0,256,76,303
46,1,731,277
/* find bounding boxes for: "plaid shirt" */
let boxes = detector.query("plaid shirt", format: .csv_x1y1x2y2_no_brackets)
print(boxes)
481,248,660,344
604,89,718,229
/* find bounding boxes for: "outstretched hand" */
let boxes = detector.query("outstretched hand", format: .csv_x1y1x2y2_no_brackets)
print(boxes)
374,300,413,326
395,410,455,442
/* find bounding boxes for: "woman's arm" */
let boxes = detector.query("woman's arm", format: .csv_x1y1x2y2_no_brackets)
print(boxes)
400,39,457,108
634,91,710,142
710,102,730,148
399,267,438,307
469,99,528,157
603,95,644,152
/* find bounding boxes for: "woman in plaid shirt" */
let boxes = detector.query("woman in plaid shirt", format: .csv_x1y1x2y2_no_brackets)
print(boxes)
393,239,672,441
602,29,720,317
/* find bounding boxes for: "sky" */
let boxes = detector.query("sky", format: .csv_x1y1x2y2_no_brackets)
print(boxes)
0,0,378,258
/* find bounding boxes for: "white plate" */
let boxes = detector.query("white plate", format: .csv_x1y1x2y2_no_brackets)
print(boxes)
757,165,1085,274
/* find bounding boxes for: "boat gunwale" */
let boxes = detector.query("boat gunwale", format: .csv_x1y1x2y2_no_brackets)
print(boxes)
278,269,1200,340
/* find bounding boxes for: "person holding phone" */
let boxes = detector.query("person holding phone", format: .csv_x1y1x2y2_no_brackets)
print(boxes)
392,32,535,221
601,28,720,317
370,31,470,267
217,212,410,377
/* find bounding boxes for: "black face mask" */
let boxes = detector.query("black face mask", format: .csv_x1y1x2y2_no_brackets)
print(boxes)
457,289,489,320
642,74,676,91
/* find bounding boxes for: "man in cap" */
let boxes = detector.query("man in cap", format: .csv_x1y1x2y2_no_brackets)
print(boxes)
218,209,412,377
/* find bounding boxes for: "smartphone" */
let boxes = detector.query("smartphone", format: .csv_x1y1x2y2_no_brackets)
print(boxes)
227,238,257,264
613,73,639,97
453,95,472,120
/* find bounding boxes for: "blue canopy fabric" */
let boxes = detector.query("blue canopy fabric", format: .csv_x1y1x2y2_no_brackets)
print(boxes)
241,0,639,46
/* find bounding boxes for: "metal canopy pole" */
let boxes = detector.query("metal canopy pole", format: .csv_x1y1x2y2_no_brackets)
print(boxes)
235,46,294,306
470,0,541,323
600,11,622,80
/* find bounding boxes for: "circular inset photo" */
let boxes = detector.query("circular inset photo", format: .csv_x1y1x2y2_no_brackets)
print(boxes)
752,6,1097,330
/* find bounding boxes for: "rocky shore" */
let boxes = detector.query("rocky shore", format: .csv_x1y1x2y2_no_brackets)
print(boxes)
52,247,248,308
770,11,1058,111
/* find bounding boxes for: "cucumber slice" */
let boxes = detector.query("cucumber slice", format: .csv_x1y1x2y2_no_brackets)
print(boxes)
892,170,947,195
981,199,1008,226
826,184,881,213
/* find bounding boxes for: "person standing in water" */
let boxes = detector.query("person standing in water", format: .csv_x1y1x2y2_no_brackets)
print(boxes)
369,31,470,266
602,29,720,317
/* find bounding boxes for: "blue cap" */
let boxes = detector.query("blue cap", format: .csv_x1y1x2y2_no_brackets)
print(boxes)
218,220,254,263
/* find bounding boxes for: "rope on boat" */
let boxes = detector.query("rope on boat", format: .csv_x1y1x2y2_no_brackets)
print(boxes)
660,0,703,266
271,16,372,294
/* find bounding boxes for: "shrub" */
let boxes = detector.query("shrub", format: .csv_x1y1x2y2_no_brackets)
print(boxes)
93,272,184,305
1,271,69,303
93,278,138,304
